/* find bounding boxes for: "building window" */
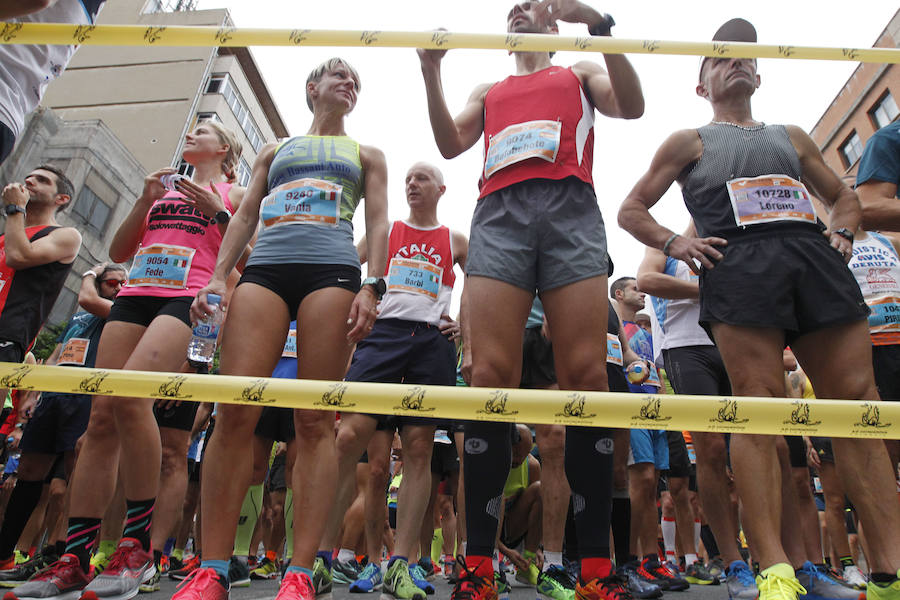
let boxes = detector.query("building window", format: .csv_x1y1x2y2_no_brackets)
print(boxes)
870,91,899,130
142,0,164,13
237,157,251,187
204,73,265,153
72,187,111,233
196,112,221,124
205,75,226,94
839,131,864,168
177,160,195,178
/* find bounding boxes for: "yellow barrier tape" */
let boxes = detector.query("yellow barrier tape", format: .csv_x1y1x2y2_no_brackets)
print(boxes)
0,362,897,438
0,23,896,64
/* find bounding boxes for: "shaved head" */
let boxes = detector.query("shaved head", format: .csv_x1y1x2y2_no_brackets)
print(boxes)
407,162,444,186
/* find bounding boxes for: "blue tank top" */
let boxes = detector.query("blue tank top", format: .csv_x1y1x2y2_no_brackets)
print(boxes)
248,136,364,268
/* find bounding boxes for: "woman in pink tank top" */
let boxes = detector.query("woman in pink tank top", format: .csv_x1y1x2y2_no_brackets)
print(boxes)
63,120,247,577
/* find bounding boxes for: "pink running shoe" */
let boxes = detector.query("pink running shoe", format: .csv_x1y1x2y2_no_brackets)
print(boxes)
171,568,228,600
275,571,315,600
80,538,153,600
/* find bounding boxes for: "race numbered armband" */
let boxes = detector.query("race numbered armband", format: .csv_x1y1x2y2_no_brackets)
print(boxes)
606,333,624,366
260,179,342,228
726,174,817,228
484,120,561,179
128,244,195,289
387,257,442,301
58,337,90,366
282,328,297,359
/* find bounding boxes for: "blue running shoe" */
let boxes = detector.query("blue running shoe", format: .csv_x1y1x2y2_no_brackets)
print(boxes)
409,564,435,595
727,560,760,600
796,562,864,600
350,562,383,593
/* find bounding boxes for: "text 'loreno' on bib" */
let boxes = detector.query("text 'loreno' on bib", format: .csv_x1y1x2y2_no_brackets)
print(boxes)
726,174,816,227
606,333,623,366
58,337,89,366
387,258,442,301
261,179,342,228
484,120,561,179
128,244,195,289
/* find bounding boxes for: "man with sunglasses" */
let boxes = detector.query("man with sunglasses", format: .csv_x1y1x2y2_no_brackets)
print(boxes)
0,261,125,582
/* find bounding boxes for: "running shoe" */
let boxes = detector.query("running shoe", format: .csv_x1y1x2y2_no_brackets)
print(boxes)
685,561,720,586
708,558,727,582
138,569,159,594
415,560,436,582
249,558,279,581
840,566,866,591
0,553,59,588
2,554,89,600
515,562,540,587
0,559,13,573
275,571,315,600
350,563,382,593
575,574,634,600
867,571,900,600
537,565,576,600
170,567,229,600
727,560,760,600
638,558,689,591
332,557,362,585
617,564,662,600
80,538,154,600
408,565,434,595
89,552,110,579
757,564,806,600
796,562,864,600
12,555,27,567
381,559,425,600
227,557,250,589
167,556,184,574
449,558,496,600
169,556,201,581
312,557,332,600
494,571,509,600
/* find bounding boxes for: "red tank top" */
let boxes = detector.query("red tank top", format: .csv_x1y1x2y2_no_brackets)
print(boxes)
479,66,595,199
378,221,456,325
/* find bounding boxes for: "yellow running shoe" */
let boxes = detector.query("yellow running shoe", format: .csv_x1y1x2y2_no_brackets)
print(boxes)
757,563,806,600
90,551,110,576
867,571,900,600
13,551,28,565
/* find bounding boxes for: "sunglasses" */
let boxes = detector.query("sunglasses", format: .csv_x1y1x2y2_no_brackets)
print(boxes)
101,279,127,286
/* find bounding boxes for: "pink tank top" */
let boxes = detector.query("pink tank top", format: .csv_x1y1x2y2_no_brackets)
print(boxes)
119,182,234,298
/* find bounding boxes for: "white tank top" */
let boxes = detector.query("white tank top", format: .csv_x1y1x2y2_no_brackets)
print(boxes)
651,257,714,351
849,232,900,345
0,0,104,136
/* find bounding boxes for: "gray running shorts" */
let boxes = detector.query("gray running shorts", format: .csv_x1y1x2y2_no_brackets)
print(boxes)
466,177,608,292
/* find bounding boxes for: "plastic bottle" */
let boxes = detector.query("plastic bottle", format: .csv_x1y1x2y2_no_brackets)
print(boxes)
160,173,186,192
187,294,222,368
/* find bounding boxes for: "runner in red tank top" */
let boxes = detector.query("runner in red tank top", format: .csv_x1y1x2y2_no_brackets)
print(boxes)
417,3,643,600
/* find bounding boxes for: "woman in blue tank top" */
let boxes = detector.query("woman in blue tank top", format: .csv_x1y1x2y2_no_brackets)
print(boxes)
180,58,389,600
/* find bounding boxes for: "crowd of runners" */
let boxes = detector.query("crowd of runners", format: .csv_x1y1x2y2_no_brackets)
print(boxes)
0,3,899,600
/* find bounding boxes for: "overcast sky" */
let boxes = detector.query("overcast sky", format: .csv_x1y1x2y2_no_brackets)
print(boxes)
199,1,898,315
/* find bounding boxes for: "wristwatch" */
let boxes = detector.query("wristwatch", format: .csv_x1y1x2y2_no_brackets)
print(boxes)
3,204,25,217
213,208,232,224
833,228,854,243
361,277,386,300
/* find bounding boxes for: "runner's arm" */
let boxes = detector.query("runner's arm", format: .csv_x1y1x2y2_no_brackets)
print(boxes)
858,179,900,231
451,229,468,271
356,234,368,265
109,167,177,262
636,245,698,300
359,145,389,279
573,59,643,120
0,0,56,18
78,265,114,319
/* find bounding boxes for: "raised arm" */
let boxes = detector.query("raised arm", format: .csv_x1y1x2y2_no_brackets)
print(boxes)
109,167,176,263
0,0,55,19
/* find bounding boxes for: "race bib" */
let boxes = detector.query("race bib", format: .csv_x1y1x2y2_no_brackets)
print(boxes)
261,179,342,228
58,338,89,366
868,296,900,334
646,362,662,388
387,258,442,301
282,328,297,359
726,175,817,227
606,333,623,366
484,120,561,179
128,244,195,289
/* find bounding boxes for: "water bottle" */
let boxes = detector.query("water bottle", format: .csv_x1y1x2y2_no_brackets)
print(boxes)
187,294,222,368
160,173,186,192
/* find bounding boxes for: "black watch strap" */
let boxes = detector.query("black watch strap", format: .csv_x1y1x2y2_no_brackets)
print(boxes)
834,228,854,243
3,204,25,217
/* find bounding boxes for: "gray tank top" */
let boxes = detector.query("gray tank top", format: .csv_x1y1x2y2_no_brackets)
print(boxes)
681,123,805,238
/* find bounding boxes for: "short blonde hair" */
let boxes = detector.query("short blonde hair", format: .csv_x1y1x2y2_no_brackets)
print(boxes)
200,120,243,184
305,57,361,112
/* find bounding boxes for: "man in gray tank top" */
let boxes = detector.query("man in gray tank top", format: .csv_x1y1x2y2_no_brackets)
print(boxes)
617,17,900,600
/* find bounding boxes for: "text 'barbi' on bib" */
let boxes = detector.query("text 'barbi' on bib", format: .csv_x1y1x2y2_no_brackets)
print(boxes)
261,178,342,228
387,257,442,301
726,174,817,227
606,333,623,366
58,337,89,366
484,120,561,179
128,244,195,289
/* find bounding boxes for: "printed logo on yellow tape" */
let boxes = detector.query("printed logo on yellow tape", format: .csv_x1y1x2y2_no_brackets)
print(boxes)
75,370,113,395
314,383,355,408
288,29,310,45
152,375,191,399
784,400,822,427
555,392,596,421
708,398,749,432
236,379,277,404
394,386,434,413
851,402,892,438
0,365,32,390
477,390,518,418
630,396,672,425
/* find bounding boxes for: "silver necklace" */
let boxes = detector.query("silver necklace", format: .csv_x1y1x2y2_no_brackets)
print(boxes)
711,120,766,131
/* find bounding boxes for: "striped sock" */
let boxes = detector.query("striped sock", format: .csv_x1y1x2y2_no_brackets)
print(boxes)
123,498,155,551
65,517,102,572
